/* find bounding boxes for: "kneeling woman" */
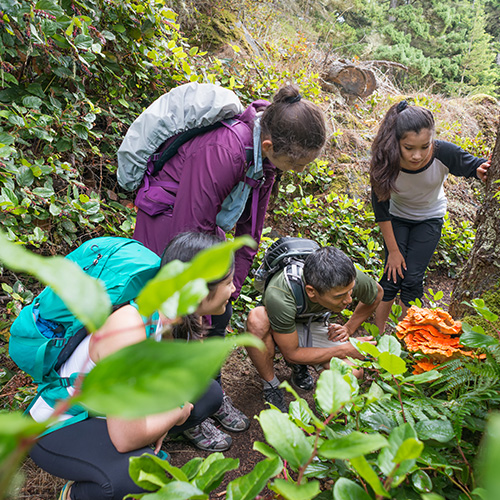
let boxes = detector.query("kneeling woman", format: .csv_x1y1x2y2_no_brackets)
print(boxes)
30,232,235,500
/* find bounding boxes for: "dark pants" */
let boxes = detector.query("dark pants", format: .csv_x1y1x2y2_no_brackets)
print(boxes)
30,380,223,500
207,302,233,385
380,217,443,306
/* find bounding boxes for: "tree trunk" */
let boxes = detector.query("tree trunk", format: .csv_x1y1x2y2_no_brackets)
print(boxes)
449,122,500,317
322,61,377,97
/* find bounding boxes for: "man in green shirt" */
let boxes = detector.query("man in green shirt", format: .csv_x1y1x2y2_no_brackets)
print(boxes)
246,246,382,412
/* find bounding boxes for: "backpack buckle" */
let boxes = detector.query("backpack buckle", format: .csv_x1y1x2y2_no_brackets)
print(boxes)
51,338,67,348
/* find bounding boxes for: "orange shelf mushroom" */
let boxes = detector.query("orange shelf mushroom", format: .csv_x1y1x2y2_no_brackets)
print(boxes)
396,306,482,374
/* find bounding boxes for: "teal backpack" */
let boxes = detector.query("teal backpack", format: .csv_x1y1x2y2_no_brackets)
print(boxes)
9,237,161,423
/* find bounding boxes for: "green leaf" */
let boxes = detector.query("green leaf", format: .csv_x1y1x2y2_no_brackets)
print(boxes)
378,424,419,481
365,382,384,404
315,370,352,414
411,470,432,493
403,370,441,384
253,441,280,459
137,236,255,317
270,478,320,500
392,438,424,463
77,336,260,418
459,331,498,349
159,279,208,319
22,96,43,109
143,481,207,499
0,231,110,332
350,456,389,498
379,351,407,375
333,478,372,500
32,187,55,198
377,335,402,356
16,166,34,187
318,431,388,459
421,494,444,500
0,411,49,467
0,132,15,146
193,457,239,493
258,409,313,469
181,457,204,480
226,457,282,500
415,419,454,442
129,454,176,491
360,408,396,432
351,338,380,358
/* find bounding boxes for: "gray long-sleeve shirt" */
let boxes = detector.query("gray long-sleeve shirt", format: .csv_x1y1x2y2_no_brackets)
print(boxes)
372,140,485,222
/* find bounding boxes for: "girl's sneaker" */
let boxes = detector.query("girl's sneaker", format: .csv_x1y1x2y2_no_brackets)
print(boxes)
212,394,250,432
182,418,232,451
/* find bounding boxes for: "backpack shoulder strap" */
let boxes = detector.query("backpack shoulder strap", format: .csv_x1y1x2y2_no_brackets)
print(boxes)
151,122,225,175
283,262,308,316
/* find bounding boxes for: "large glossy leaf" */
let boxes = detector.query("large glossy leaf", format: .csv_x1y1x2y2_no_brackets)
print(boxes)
0,412,48,463
258,410,313,469
476,413,500,500
411,470,433,493
350,456,389,498
360,408,396,433
129,454,179,491
193,457,239,493
377,335,402,356
318,431,388,459
226,457,282,500
137,481,207,499
76,335,262,418
0,231,110,332
181,458,204,480
403,371,442,384
351,339,380,358
415,419,454,442
459,331,498,349
137,236,255,316
270,478,320,500
379,352,407,376
392,438,424,463
333,478,372,500
316,370,353,415
378,424,420,484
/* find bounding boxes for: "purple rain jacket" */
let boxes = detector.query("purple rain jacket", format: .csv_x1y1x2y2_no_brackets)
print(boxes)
133,101,277,299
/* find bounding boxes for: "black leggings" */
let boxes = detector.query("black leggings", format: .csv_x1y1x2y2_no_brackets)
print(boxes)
380,217,443,306
207,302,233,385
30,380,222,500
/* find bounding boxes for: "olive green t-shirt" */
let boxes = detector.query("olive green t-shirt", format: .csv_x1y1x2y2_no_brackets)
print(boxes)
262,268,378,334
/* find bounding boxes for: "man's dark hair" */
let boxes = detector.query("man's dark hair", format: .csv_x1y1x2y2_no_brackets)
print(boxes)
303,247,356,294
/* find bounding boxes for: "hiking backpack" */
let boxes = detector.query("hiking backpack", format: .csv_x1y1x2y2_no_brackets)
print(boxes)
254,237,321,315
117,82,264,232
9,237,161,419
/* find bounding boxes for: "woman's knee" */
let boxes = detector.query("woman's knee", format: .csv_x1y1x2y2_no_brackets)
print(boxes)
400,273,424,305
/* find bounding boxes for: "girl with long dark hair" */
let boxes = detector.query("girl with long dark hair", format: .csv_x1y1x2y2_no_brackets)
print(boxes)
370,101,490,333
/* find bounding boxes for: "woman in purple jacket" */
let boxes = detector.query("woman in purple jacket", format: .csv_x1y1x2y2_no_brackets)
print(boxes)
133,84,326,449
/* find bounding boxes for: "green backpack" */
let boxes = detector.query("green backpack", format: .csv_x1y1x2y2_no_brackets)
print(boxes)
9,237,161,422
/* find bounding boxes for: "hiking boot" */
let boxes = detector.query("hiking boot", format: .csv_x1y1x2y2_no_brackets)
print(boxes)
263,386,288,413
212,394,250,432
290,363,314,391
182,418,232,451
